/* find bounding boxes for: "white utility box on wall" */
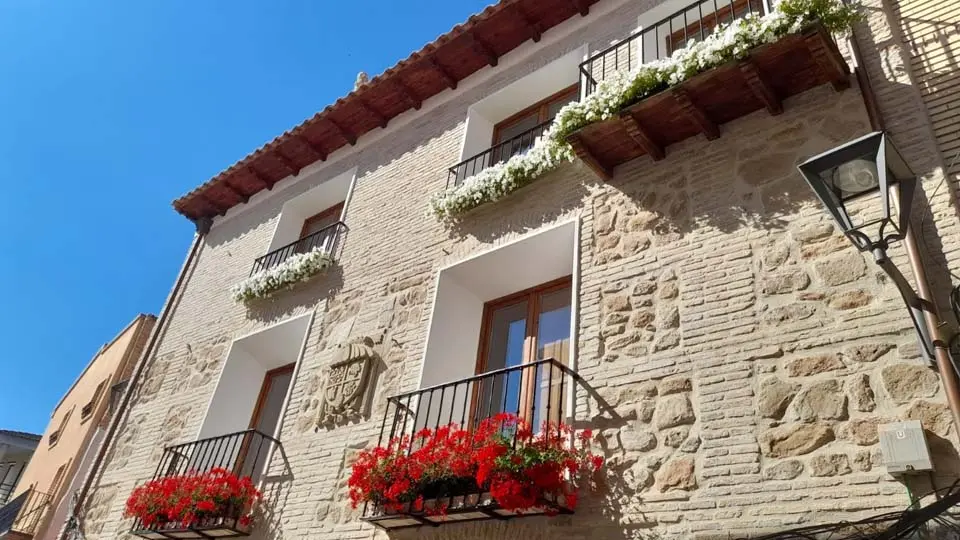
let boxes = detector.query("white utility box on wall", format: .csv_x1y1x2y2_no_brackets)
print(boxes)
879,420,934,475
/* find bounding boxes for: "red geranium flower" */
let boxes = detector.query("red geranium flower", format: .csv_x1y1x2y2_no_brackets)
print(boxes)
124,469,261,530
347,413,603,515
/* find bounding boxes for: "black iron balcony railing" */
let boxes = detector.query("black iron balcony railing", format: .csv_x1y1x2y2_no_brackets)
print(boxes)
131,429,289,539
0,488,51,538
0,482,15,506
447,120,553,188
580,0,765,95
363,357,583,530
249,221,347,276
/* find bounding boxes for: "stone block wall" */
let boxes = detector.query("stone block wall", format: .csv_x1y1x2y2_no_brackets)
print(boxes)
78,0,960,538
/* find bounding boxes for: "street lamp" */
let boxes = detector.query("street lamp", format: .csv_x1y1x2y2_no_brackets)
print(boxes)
798,131,960,434
797,131,917,263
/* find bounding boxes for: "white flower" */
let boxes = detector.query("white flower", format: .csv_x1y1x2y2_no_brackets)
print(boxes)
430,0,859,220
231,248,335,302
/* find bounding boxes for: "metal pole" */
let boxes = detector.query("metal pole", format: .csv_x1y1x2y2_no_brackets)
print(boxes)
893,184,960,438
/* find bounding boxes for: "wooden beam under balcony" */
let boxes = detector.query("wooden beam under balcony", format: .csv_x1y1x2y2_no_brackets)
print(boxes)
568,133,612,180
620,111,664,161
565,23,850,179
739,57,782,115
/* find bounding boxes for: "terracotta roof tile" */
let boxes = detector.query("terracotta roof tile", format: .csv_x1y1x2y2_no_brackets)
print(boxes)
174,0,597,222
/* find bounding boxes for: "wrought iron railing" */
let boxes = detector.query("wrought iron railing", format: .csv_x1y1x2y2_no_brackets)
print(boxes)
249,221,347,276
0,488,51,537
0,482,15,506
580,0,765,94
364,358,582,529
149,429,287,487
131,430,289,538
447,120,553,188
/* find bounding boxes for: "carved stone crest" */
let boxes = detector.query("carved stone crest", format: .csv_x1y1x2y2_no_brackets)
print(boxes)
317,336,376,428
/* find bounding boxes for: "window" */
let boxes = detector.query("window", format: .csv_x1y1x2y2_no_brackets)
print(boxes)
475,277,572,427
48,407,73,447
48,461,70,502
80,380,108,422
666,0,763,52
299,203,344,240
492,86,579,145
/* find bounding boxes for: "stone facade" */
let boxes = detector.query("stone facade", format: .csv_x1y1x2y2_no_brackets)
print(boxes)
80,0,960,538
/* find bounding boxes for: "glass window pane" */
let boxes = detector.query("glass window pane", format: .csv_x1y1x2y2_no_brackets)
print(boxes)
536,286,572,363
478,300,528,422
546,92,578,119
495,113,540,143
535,286,572,429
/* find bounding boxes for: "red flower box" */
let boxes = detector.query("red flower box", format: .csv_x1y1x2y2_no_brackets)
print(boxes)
350,413,603,529
125,468,261,539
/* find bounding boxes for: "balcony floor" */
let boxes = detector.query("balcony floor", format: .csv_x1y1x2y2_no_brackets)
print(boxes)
566,23,850,179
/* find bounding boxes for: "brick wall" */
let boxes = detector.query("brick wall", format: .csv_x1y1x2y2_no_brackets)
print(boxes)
80,0,960,538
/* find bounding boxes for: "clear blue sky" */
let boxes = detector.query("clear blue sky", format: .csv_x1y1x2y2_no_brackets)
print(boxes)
0,0,490,434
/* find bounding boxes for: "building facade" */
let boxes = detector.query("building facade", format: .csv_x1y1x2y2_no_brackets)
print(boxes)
0,315,155,540
78,0,960,538
0,432,40,506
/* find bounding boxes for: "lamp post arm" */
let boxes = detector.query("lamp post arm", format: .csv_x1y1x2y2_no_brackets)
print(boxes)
875,253,936,363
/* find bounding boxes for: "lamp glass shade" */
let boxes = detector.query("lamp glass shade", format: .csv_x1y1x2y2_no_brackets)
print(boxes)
833,158,880,200
797,132,916,252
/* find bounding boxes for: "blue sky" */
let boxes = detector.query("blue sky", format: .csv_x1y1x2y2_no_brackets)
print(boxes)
0,0,490,434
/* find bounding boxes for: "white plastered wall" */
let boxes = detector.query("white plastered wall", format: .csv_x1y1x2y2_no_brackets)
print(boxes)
459,47,588,161
198,313,313,441
266,168,356,252
415,220,580,428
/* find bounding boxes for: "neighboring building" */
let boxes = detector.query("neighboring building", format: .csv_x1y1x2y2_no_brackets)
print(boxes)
75,0,960,538
0,315,155,540
0,431,40,505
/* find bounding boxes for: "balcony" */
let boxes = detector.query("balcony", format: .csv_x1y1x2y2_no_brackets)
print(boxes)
580,0,766,95
447,120,553,188
250,221,347,276
0,489,51,539
0,484,14,507
568,2,850,179
130,430,289,540
362,358,584,530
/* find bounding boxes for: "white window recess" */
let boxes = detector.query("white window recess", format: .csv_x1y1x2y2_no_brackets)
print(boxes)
415,220,580,430
454,46,587,183
265,167,356,254
187,313,312,479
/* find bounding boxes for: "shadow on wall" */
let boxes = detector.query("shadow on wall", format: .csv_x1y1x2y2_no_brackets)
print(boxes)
856,2,960,327
253,473,295,540
378,377,674,539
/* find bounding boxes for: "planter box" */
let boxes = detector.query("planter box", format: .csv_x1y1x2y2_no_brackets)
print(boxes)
131,515,251,539
362,491,574,530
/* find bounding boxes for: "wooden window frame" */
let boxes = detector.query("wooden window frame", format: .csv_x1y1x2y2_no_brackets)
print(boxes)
48,407,73,448
471,276,572,427
248,363,296,431
237,363,295,477
299,202,344,240
80,380,108,423
491,85,579,145
48,460,72,503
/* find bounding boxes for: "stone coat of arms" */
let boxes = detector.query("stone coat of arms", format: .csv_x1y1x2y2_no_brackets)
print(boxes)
317,336,376,428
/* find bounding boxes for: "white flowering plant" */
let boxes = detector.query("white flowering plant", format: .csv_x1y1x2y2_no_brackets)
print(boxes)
231,248,335,303
429,0,860,220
